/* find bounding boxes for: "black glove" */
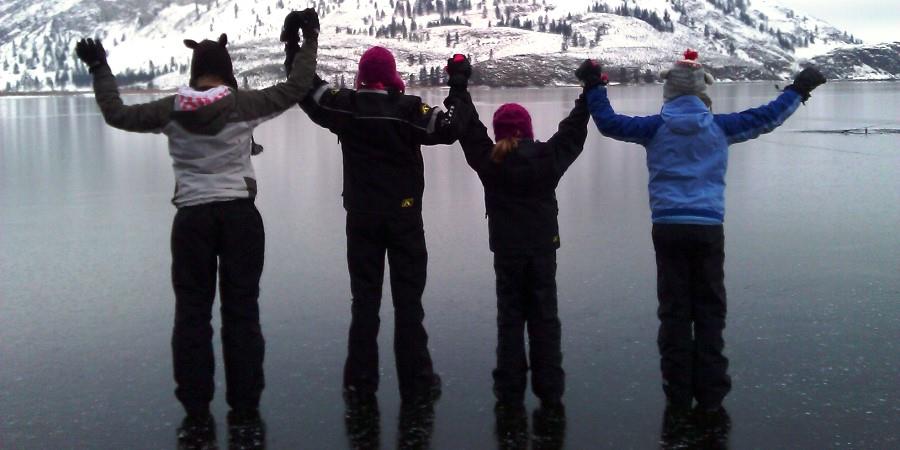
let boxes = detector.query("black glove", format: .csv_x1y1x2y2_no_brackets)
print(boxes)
75,38,107,71
298,8,319,40
575,59,607,90
785,67,826,101
281,11,304,43
445,54,472,89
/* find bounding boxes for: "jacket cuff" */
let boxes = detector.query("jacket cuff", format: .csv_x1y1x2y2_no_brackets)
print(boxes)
783,85,808,101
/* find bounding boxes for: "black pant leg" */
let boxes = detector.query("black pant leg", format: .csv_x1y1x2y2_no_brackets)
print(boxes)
690,225,731,408
651,224,695,406
525,252,564,403
171,204,219,414
492,253,529,402
344,212,388,394
217,200,267,411
386,214,435,396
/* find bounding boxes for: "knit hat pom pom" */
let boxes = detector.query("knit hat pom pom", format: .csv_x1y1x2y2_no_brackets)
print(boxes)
683,49,699,61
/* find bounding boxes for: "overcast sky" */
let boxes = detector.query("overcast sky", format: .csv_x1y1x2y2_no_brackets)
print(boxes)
777,0,898,43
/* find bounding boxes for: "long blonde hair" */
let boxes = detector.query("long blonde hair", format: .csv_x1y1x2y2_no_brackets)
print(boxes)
491,137,520,163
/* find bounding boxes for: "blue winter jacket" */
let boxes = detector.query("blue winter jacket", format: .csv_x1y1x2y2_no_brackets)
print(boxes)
586,86,802,224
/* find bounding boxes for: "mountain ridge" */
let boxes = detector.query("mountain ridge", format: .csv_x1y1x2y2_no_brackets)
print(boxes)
0,0,896,92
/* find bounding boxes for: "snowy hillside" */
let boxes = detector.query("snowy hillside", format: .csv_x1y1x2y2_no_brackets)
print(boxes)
0,0,891,92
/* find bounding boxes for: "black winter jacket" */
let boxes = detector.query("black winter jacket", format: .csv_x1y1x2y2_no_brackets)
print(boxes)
456,91,589,254
300,80,464,214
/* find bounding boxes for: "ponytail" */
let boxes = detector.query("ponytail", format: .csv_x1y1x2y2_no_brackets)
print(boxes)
491,137,520,163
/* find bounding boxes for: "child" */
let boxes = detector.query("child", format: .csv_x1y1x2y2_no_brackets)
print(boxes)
578,60,826,413
660,49,715,108
446,55,590,410
74,9,319,428
298,46,466,405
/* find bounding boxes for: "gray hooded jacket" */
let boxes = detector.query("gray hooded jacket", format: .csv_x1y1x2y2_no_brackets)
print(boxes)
90,38,317,207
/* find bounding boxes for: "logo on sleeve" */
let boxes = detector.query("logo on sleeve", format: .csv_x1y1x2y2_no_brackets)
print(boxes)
420,104,432,116
401,198,415,208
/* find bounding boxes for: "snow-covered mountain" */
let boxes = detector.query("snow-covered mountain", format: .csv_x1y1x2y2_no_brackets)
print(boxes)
0,0,893,92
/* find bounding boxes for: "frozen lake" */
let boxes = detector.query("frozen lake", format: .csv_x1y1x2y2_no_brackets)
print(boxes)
1,82,898,448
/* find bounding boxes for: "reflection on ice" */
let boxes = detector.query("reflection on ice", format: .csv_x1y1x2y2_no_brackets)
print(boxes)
494,401,566,450
343,395,439,450
660,405,731,450
176,414,216,450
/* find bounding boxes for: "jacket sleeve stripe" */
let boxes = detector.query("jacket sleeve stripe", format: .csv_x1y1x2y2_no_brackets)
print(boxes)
353,105,444,133
311,83,329,104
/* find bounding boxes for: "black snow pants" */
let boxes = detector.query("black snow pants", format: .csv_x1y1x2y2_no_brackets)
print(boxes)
651,223,731,408
343,211,436,400
492,251,564,403
170,199,266,415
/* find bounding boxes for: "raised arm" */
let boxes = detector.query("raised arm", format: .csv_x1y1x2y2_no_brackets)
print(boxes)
577,59,662,145
586,86,663,145
299,77,355,134
235,10,319,126
413,54,478,146
546,93,589,177
440,54,493,176
453,90,496,176
77,39,173,133
410,100,459,146
713,90,801,144
713,67,826,144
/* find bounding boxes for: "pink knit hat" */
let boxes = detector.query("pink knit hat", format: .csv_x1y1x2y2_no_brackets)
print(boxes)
356,46,406,92
493,103,534,141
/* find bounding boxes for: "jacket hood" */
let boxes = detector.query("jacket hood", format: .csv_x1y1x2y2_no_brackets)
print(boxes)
660,95,712,135
170,86,236,135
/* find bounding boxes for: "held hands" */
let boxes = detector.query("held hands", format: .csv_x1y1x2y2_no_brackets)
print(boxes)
575,59,608,90
299,8,320,39
445,54,472,89
786,67,826,101
75,38,107,71
281,8,319,44
281,9,317,75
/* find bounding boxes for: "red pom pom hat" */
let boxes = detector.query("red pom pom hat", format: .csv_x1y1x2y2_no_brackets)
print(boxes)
676,48,703,68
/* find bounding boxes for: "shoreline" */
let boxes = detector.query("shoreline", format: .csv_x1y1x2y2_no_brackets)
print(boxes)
0,79,896,98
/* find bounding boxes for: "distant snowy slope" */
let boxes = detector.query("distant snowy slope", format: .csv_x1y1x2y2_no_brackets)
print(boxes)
0,0,891,92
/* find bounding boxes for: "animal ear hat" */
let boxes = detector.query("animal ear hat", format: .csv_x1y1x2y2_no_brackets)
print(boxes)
184,33,238,89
